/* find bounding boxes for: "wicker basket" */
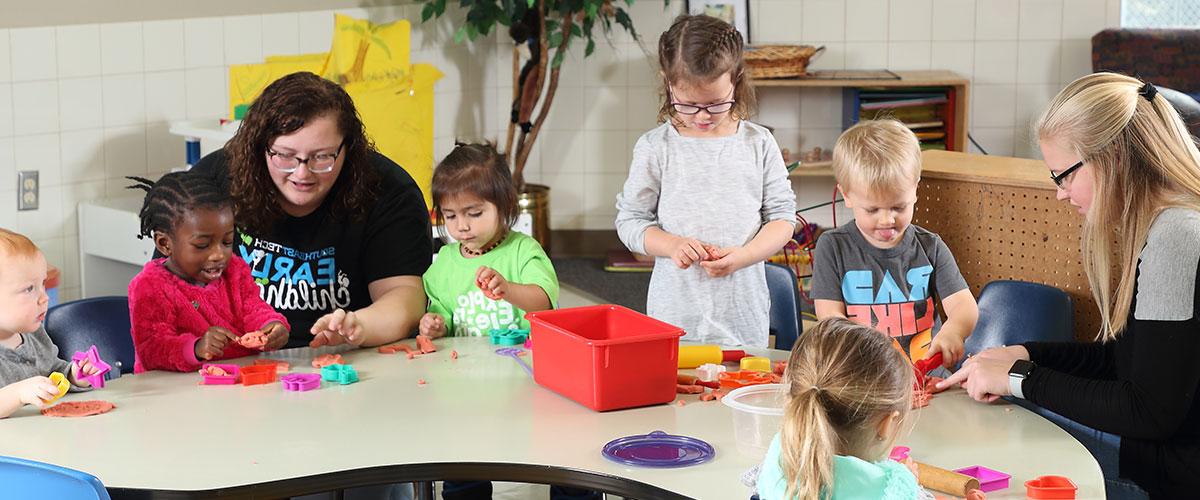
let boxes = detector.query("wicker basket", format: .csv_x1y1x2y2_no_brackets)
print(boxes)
744,45,825,79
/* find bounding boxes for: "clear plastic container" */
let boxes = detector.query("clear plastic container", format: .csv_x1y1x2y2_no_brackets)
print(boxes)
721,383,787,458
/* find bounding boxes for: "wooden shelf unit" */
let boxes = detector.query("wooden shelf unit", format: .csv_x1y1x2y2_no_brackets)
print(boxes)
753,70,970,153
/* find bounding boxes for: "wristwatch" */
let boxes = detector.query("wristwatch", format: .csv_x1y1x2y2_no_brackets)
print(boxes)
1008,359,1036,399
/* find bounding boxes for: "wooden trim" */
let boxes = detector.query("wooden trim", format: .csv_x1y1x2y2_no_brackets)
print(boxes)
751,70,968,88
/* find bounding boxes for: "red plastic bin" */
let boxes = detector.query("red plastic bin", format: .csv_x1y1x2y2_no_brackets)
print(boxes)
526,304,684,411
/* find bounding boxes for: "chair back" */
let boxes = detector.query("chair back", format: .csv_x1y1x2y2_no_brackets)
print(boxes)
965,280,1075,358
765,263,802,351
44,297,135,375
0,455,110,500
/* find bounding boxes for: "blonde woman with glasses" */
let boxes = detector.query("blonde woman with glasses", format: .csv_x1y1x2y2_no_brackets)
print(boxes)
942,72,1200,498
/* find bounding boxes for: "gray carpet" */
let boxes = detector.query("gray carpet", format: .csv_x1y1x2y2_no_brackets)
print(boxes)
552,258,649,313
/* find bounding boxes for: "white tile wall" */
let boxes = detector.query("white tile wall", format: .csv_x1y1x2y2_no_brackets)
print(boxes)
0,0,1123,301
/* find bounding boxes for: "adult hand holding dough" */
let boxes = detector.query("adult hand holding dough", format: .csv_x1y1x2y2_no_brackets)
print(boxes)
310,309,364,347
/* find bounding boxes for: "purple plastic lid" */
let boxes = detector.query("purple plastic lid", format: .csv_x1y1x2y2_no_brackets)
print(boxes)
602,430,715,468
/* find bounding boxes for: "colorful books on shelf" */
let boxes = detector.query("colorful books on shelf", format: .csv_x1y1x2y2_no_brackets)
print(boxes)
843,87,957,151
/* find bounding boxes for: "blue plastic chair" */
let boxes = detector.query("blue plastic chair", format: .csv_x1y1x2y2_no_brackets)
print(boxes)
964,280,1075,359
766,263,802,351
44,297,135,376
0,456,110,500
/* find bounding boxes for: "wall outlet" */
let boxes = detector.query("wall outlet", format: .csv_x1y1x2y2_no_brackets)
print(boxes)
18,171,38,211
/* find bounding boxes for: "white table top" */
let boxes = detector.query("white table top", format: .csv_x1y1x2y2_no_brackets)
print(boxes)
0,338,1104,499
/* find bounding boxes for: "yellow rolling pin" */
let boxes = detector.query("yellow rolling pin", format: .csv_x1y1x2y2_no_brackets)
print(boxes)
678,345,748,369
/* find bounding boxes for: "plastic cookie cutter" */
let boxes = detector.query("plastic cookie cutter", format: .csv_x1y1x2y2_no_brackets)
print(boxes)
321,364,359,385
489,328,529,346
739,356,771,372
954,465,1011,493
913,352,944,378
70,345,112,389
495,347,533,376
1025,475,1077,499
888,446,910,462
717,370,775,390
199,364,240,385
239,364,277,386
696,363,727,382
280,373,321,392
42,372,70,404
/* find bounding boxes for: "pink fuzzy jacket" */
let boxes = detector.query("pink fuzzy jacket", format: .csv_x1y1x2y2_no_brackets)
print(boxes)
128,257,289,373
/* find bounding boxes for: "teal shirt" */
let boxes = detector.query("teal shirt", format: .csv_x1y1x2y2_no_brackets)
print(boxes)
422,232,558,336
756,434,920,500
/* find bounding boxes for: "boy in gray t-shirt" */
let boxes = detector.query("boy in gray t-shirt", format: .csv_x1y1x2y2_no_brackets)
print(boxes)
811,120,979,367
0,229,101,418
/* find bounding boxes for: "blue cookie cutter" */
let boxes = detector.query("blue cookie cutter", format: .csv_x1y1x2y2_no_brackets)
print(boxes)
489,328,529,346
321,364,359,385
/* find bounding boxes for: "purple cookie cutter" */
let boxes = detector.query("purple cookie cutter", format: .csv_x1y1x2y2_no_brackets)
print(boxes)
71,345,112,389
281,373,322,392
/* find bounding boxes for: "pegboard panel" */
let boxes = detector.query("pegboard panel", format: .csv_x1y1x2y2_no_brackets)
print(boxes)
914,178,1100,341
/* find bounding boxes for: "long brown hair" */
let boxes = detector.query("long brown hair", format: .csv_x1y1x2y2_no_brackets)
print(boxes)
431,142,519,240
225,72,377,234
779,317,913,500
656,14,757,124
1036,72,1200,340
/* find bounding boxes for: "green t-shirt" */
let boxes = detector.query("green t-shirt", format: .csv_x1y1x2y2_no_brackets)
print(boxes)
422,232,559,336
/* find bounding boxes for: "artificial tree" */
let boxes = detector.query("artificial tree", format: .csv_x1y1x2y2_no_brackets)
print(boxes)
420,0,660,189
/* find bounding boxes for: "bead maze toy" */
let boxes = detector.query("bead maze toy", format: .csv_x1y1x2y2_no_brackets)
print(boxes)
321,364,359,385
71,345,112,389
281,373,321,392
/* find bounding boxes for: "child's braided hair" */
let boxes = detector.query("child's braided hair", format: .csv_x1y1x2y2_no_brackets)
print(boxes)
126,172,232,239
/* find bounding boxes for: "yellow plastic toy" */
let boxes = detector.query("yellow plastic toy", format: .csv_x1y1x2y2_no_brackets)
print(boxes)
739,356,772,372
43,372,69,404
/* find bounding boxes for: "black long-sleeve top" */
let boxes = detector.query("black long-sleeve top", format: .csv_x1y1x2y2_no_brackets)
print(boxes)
1022,208,1200,498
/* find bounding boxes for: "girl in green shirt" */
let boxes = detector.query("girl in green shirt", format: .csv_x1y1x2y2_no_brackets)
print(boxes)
419,143,558,338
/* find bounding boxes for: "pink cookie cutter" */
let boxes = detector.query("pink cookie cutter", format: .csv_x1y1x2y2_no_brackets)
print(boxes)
955,465,1011,493
200,364,240,385
71,345,112,389
280,373,321,392
888,446,910,462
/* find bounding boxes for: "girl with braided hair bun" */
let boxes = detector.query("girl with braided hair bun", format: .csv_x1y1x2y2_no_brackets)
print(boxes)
126,172,290,373
615,14,796,348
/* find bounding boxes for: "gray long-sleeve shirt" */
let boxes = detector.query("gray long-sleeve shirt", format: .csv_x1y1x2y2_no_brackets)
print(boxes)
0,326,83,390
615,121,796,347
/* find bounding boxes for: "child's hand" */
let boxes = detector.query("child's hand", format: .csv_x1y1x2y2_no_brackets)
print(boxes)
15,376,60,407
475,266,508,301
670,237,711,269
310,309,364,348
196,326,237,361
698,246,748,278
927,332,966,368
419,313,447,338
70,358,103,388
260,322,289,351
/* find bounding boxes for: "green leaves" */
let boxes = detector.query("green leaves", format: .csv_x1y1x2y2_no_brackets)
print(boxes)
416,0,649,62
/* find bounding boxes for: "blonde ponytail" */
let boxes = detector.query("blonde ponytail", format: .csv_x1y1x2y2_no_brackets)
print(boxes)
777,317,914,499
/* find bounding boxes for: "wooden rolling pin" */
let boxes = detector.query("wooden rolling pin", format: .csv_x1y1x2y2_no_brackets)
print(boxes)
915,461,981,497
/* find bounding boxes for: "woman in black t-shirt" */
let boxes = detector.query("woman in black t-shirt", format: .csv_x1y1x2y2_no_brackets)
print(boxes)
192,72,432,349
942,73,1200,497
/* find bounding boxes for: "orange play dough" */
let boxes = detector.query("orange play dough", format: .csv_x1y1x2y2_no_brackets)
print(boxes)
312,354,343,368
42,401,116,417
416,335,436,354
238,331,269,349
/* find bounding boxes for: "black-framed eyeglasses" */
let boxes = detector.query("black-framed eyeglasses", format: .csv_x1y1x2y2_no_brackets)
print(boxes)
266,140,345,174
668,85,736,115
1050,160,1084,188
